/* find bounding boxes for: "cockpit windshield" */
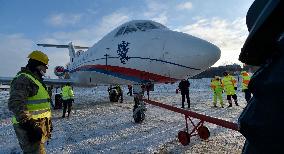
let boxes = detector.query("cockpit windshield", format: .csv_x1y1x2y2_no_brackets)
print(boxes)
115,26,126,37
114,21,167,37
135,22,158,31
124,25,137,34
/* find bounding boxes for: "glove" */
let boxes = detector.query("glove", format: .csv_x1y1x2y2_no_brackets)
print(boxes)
234,87,237,90
20,119,43,143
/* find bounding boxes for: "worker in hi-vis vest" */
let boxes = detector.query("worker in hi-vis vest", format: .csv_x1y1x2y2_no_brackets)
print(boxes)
210,76,224,108
8,50,52,154
222,71,239,107
241,71,252,103
61,83,74,118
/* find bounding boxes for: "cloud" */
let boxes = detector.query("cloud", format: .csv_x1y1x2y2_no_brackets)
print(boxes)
40,11,130,46
0,34,34,77
143,0,169,24
177,17,248,66
35,11,130,77
0,33,69,78
95,11,130,37
45,13,82,27
151,12,168,25
176,2,193,10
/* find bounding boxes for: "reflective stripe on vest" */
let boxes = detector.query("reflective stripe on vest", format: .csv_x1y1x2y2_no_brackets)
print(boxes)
12,73,51,124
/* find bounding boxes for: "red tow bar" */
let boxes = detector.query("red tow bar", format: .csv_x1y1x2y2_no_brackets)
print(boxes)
142,99,238,146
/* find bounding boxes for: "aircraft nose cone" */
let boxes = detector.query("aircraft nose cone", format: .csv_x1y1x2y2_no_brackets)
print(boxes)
163,31,221,77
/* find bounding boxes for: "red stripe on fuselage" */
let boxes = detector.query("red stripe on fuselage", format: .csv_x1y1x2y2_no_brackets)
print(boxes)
79,64,178,83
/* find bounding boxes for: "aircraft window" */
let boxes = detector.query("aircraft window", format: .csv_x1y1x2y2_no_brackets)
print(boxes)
123,25,137,34
115,26,125,37
135,22,159,31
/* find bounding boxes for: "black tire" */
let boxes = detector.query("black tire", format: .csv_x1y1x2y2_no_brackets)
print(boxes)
197,125,210,140
133,110,145,123
109,90,119,102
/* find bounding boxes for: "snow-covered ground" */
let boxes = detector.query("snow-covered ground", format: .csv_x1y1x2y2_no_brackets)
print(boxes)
0,78,245,153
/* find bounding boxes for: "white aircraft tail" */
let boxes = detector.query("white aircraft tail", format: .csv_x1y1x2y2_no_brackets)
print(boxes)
37,42,89,61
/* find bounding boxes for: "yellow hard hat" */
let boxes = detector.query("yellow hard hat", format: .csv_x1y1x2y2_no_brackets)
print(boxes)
241,71,247,74
28,50,49,65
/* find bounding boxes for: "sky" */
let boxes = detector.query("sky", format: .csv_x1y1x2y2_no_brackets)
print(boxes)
0,0,254,77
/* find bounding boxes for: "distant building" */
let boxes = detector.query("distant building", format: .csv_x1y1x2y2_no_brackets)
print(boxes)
191,64,242,79
0,84,10,91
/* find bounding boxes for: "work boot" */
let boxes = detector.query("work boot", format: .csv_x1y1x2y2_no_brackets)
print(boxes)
235,101,239,106
187,101,190,108
228,103,232,107
227,100,232,107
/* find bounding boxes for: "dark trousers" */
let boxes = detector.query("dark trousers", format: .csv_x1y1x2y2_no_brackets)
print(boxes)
244,89,252,103
13,124,46,153
62,99,73,117
181,92,190,108
127,89,132,96
146,90,149,100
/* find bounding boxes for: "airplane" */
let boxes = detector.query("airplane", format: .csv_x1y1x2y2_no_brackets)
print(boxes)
34,20,221,86
1,20,220,86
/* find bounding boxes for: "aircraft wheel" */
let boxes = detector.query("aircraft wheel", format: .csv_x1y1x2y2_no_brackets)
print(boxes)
178,131,190,146
197,126,210,140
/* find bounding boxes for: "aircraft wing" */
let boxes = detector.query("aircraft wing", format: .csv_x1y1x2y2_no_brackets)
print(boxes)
37,44,89,49
0,77,74,86
42,78,75,86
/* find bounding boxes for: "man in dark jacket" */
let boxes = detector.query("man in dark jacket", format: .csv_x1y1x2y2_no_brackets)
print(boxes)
238,0,284,153
9,50,52,153
178,79,190,108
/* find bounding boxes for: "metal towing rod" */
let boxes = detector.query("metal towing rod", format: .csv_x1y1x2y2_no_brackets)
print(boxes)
142,99,239,146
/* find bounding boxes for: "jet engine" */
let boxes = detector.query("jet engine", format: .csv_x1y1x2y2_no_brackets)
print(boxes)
54,66,65,77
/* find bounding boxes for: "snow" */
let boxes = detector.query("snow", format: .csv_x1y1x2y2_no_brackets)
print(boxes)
0,78,245,153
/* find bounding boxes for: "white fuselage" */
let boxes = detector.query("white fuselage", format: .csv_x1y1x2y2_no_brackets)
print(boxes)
66,20,220,86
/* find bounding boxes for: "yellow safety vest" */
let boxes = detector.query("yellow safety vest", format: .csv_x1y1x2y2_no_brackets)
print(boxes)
12,73,51,124
61,85,74,100
210,79,223,92
222,75,237,95
242,74,251,90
